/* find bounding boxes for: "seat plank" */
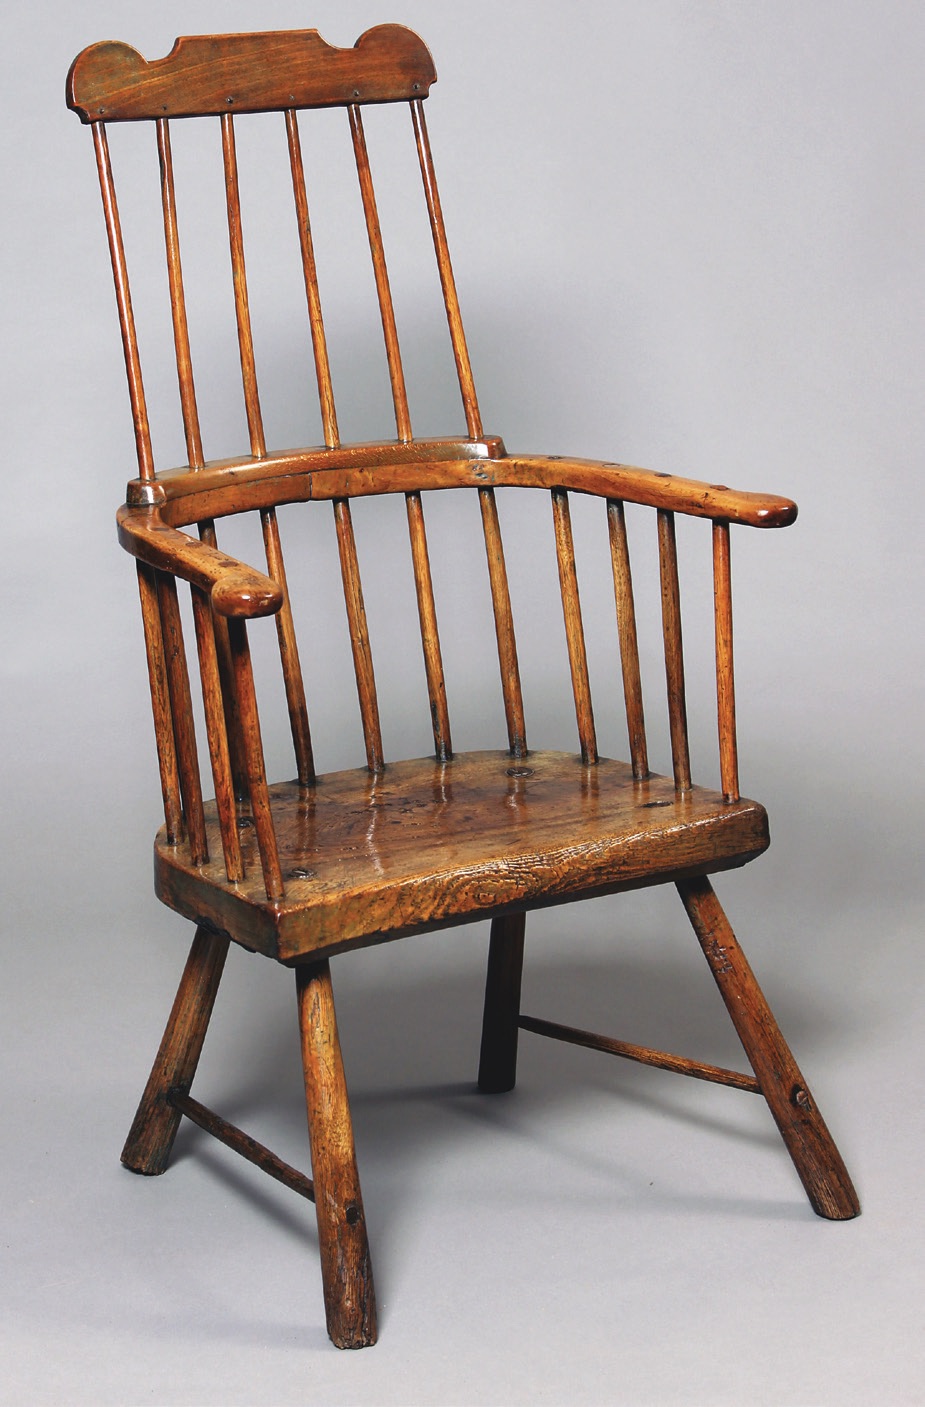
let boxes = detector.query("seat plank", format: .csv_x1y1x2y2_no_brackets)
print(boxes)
155,750,768,960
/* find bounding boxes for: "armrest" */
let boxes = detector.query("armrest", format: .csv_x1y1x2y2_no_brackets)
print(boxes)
504,455,797,528
117,505,283,618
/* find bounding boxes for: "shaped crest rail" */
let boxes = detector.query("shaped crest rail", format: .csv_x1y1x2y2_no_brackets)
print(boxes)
66,24,437,122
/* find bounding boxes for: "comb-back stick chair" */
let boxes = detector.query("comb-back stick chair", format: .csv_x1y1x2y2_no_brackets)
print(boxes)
66,24,859,1350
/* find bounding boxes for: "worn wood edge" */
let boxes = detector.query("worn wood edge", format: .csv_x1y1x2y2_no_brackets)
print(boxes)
67,24,436,123
117,505,283,617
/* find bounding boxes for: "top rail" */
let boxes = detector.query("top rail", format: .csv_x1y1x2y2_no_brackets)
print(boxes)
67,25,436,122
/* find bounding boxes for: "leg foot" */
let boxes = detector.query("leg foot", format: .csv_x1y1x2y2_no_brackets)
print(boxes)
297,960,377,1349
478,912,526,1093
678,876,859,1220
122,926,230,1176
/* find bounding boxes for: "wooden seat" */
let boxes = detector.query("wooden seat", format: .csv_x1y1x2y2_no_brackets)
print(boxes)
155,752,770,959
67,24,859,1351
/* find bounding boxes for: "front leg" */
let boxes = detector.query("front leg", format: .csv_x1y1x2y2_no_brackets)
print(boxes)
297,959,377,1348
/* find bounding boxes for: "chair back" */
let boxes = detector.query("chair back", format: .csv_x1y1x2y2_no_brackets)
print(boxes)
68,26,752,904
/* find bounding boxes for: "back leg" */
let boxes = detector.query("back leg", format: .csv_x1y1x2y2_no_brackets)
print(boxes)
478,912,526,1093
677,876,859,1220
122,926,230,1176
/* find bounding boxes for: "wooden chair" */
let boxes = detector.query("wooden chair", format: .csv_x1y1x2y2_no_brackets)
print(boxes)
66,25,859,1349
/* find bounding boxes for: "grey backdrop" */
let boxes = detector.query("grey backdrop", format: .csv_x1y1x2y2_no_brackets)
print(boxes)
3,2,923,1403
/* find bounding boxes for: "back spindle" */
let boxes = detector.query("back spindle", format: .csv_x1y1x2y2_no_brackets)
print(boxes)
221,112,266,459
349,104,412,442
334,499,384,773
261,508,315,785
190,585,244,881
285,108,340,449
136,563,183,843
657,510,692,792
155,571,208,865
226,617,284,901
92,122,155,482
606,500,649,780
478,488,527,758
406,492,452,761
712,521,739,802
157,117,204,469
197,520,250,801
410,100,482,440
552,490,598,766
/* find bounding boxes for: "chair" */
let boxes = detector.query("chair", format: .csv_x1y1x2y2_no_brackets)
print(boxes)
66,24,859,1350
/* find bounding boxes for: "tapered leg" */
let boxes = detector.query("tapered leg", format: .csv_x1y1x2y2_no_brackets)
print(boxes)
478,912,526,1093
677,876,860,1220
296,960,377,1349
122,926,230,1175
